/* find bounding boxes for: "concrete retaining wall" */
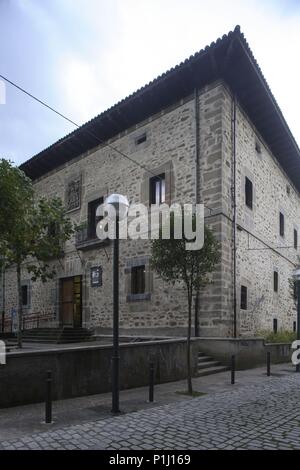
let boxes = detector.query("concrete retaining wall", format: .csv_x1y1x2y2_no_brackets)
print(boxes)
196,337,292,369
0,336,294,408
0,338,199,408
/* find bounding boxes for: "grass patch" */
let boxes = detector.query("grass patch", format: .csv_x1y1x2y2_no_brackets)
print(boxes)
257,330,296,343
176,390,207,397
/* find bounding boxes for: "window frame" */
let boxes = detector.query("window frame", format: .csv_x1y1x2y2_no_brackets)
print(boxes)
87,197,103,240
131,265,146,296
22,285,28,307
149,173,166,206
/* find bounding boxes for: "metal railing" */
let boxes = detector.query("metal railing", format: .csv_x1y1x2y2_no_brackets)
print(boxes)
1,312,57,333
75,223,108,249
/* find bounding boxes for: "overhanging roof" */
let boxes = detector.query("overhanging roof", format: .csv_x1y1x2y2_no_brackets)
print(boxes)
20,25,300,192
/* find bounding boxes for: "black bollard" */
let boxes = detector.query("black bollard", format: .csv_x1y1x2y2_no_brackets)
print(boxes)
45,370,52,424
267,351,271,377
231,355,235,385
149,361,154,402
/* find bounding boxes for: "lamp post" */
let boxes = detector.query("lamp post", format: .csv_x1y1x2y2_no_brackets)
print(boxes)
293,267,300,372
105,194,129,413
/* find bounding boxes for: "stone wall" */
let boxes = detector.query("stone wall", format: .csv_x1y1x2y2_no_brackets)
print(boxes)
221,84,299,336
196,337,292,369
3,80,299,337
3,82,226,335
0,339,200,407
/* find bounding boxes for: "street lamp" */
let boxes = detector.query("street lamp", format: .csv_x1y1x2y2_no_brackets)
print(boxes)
105,193,129,413
293,267,300,372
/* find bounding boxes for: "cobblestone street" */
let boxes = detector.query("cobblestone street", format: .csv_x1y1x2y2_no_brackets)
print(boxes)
0,366,300,450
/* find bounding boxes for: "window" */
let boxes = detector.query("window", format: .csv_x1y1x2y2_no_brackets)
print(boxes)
273,271,278,293
294,281,298,300
135,132,147,145
240,286,248,310
294,229,298,249
273,318,278,334
131,265,145,295
88,198,103,239
255,140,261,154
293,321,297,333
150,174,166,205
245,177,253,210
279,212,285,237
22,285,28,307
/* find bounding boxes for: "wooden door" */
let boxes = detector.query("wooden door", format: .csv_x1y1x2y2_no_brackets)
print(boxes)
60,276,82,327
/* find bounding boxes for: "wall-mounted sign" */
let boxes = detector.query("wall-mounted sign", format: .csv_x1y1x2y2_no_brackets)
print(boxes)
91,266,102,287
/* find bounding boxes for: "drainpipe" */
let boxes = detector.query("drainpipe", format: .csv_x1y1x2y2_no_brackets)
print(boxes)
194,88,201,337
232,95,237,338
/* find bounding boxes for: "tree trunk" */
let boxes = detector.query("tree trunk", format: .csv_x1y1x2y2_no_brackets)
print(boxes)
17,263,23,348
187,292,193,394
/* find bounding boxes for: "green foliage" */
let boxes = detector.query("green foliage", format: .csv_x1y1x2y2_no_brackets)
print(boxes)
0,160,74,278
0,159,75,347
150,212,221,394
150,217,221,296
258,330,297,344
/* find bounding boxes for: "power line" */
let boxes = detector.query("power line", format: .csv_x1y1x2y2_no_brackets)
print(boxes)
0,74,160,179
1,73,217,213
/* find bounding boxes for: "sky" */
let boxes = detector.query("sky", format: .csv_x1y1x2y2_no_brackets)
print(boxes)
0,0,300,166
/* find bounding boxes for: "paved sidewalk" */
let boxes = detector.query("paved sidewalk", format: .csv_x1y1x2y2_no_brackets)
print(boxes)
0,363,298,449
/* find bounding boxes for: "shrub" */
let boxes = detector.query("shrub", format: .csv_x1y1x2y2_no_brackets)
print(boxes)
257,330,297,344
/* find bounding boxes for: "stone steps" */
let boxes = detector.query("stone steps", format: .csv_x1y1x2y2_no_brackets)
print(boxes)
22,327,93,344
197,365,230,377
196,351,229,377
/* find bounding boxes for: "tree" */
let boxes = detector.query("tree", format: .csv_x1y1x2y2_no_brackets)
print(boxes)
0,159,74,347
150,214,221,394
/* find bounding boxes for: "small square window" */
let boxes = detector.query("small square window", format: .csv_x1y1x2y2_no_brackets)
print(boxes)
135,133,147,146
150,174,166,205
131,266,146,295
245,177,253,210
240,285,248,310
273,271,278,292
279,212,285,237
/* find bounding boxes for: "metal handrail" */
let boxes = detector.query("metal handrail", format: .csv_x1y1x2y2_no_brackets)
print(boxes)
2,312,56,332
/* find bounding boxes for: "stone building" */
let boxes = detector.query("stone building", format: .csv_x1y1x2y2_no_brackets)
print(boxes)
1,26,300,337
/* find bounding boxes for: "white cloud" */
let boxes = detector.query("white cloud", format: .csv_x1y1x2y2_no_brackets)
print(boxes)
1,0,300,163
54,0,300,146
